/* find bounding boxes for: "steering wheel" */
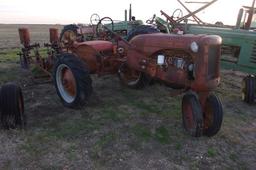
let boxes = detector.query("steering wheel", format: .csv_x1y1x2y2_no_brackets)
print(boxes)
146,14,156,24
172,8,183,20
90,13,100,25
96,17,114,40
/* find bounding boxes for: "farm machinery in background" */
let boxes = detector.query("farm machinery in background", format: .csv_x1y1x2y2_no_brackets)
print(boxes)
146,0,256,104
60,4,143,47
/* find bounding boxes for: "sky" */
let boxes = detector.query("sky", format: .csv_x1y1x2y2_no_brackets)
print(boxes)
0,0,254,25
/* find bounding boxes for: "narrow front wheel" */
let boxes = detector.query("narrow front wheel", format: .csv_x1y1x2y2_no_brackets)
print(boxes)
182,92,203,137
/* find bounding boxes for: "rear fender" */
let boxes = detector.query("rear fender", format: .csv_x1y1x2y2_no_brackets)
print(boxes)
72,43,100,73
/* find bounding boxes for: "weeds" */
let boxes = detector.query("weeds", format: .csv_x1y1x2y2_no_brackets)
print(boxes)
207,147,217,157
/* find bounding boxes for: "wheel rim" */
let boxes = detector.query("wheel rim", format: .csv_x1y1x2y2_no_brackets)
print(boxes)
61,30,77,47
182,99,197,132
119,63,142,86
204,101,214,130
56,64,76,103
241,78,246,100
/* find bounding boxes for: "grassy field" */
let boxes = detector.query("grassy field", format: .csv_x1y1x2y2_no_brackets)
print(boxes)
0,25,255,169
0,24,63,49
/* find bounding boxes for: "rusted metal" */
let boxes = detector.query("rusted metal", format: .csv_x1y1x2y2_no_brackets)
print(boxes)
244,0,256,29
18,28,30,47
49,28,59,44
17,28,60,78
176,0,217,23
17,16,223,136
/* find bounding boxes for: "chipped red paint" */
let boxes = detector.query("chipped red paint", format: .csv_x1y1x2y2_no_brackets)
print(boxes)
18,28,30,47
18,26,222,104
49,28,59,44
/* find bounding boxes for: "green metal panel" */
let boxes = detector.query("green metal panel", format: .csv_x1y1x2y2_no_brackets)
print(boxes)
105,20,143,32
187,25,256,74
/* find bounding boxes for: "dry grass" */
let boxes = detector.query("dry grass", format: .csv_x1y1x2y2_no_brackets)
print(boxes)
0,24,63,49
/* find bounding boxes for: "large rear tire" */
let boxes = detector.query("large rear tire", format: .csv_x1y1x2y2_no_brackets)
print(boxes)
182,92,203,137
53,53,93,108
241,75,255,104
0,83,26,129
203,94,223,137
118,25,159,89
59,24,84,47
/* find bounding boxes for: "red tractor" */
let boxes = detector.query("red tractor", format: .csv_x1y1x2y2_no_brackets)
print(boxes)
50,17,223,137
0,83,26,129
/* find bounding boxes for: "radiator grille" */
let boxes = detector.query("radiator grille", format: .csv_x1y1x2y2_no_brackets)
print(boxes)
208,45,220,79
251,40,256,64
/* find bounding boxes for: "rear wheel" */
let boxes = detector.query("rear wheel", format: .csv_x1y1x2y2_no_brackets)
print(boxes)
0,83,26,129
53,53,93,108
241,75,255,104
203,94,223,137
118,63,151,89
182,92,203,137
60,24,83,47
118,25,159,89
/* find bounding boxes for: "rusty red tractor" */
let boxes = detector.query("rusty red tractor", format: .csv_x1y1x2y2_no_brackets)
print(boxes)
0,83,26,129
18,17,223,137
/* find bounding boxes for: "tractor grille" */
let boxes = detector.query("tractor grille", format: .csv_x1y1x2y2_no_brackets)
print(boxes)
251,41,256,64
208,45,220,79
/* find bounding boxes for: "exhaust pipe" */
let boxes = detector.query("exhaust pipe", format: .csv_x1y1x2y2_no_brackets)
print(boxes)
125,9,127,21
129,4,132,21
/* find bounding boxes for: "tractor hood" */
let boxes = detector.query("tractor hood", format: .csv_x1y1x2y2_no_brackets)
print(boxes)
129,33,222,56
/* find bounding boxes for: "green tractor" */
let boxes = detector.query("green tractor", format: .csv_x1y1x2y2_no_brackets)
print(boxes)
59,4,144,45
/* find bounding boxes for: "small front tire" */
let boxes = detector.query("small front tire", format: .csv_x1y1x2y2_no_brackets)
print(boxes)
203,94,223,137
182,92,203,137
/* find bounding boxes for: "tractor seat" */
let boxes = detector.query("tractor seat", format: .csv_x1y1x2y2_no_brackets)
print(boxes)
77,40,113,52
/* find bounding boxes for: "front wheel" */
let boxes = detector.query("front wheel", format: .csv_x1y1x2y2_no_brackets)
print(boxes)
53,53,93,108
182,92,203,137
203,94,223,137
0,83,26,129
118,63,151,89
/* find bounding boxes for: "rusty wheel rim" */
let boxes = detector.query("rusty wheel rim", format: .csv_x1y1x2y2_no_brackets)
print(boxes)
56,64,76,103
204,101,214,130
61,30,76,47
119,63,142,86
241,78,246,101
182,101,196,131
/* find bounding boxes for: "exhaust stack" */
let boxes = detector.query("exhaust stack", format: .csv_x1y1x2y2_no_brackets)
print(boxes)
125,9,127,21
129,4,132,21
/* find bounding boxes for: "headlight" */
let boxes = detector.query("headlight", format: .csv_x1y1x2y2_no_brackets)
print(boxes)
190,41,199,53
157,54,165,65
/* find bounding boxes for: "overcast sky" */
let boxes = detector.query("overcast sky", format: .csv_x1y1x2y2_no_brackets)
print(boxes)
0,0,254,25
